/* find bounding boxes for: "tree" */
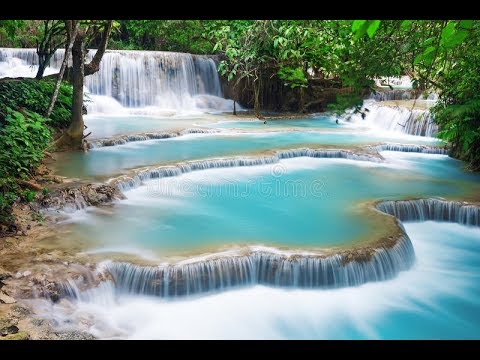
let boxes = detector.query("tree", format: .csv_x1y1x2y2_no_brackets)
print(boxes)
46,20,79,118
109,20,214,53
351,20,480,169
54,20,113,150
35,20,66,79
210,20,273,118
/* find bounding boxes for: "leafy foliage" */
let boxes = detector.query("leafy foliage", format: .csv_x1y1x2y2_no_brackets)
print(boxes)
0,109,51,225
0,109,51,178
108,20,214,54
327,93,364,115
0,177,19,225
0,20,36,47
0,78,72,225
0,78,73,128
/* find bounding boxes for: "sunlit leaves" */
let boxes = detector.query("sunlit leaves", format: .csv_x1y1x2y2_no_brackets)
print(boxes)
351,20,381,39
366,20,381,38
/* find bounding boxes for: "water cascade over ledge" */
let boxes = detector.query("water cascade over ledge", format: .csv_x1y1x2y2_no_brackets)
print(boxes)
56,198,480,300
348,102,438,137
377,198,480,226
79,235,414,298
0,48,235,114
112,148,384,192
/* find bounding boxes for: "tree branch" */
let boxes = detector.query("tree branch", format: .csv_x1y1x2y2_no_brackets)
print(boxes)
84,20,113,76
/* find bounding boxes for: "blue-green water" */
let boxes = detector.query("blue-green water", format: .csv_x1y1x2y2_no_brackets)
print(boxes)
54,130,441,179
61,153,479,257
85,114,218,139
203,116,340,129
36,221,480,339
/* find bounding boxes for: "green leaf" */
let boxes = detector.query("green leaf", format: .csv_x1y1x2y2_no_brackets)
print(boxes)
441,22,456,43
443,30,468,48
351,20,366,32
423,46,436,56
420,37,435,47
413,53,423,65
367,20,381,38
458,20,473,30
400,20,412,29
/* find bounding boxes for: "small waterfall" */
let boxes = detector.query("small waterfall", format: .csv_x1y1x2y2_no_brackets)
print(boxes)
113,149,382,192
375,143,448,155
59,235,414,299
374,76,412,88
84,50,222,109
0,48,234,113
0,48,59,78
369,89,415,101
350,102,438,137
377,199,480,226
88,128,220,148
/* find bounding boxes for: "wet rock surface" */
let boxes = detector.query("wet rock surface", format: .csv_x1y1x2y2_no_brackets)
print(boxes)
38,183,126,212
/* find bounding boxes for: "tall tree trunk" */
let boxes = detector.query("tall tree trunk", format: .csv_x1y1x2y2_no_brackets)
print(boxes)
253,78,264,119
46,20,79,118
69,34,86,149
53,21,113,150
298,87,305,113
35,55,49,80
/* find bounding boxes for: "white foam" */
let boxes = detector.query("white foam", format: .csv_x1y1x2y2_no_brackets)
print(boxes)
30,222,480,339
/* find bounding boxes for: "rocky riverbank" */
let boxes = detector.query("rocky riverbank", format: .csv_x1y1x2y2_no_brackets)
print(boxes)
0,163,125,340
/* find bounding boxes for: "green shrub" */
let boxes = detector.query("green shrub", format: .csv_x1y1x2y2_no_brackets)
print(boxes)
0,78,67,226
0,177,19,225
0,109,51,179
0,78,73,129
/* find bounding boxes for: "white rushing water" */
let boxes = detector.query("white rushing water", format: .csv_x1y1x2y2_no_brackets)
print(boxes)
30,222,480,339
0,48,238,115
345,100,438,137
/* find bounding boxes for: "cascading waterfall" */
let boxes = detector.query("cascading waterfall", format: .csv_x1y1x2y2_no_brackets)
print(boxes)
0,48,60,78
369,89,415,101
113,149,383,192
88,128,221,148
375,143,448,155
348,102,438,137
84,50,222,109
56,197,480,300
377,199,480,226
0,48,235,114
59,234,415,299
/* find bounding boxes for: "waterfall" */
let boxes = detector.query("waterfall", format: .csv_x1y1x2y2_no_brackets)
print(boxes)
369,90,439,102
377,199,480,226
369,89,415,101
348,102,438,137
84,50,222,109
0,48,235,114
88,128,221,148
113,149,382,192
59,234,414,299
375,143,448,155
